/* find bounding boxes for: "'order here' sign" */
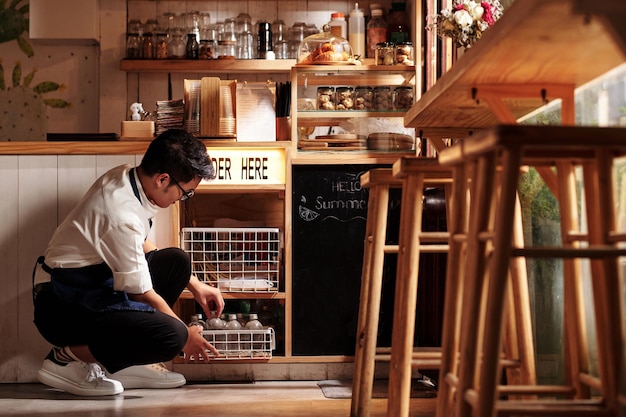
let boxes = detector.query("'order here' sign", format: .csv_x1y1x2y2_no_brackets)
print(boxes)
200,147,286,186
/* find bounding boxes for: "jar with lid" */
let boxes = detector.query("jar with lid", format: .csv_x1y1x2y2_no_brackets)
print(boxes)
217,40,236,59
395,42,414,65
142,32,155,59
375,41,395,65
317,86,335,110
373,86,392,111
167,28,186,59
185,33,199,59
328,12,347,39
354,86,373,110
366,8,387,58
393,86,414,110
126,18,143,58
199,39,215,59
155,31,168,59
336,86,354,110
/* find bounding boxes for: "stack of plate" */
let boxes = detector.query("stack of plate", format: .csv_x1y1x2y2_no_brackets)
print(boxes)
367,132,415,151
155,99,184,135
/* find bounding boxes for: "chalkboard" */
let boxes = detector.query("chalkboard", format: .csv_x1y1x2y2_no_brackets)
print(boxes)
291,164,447,356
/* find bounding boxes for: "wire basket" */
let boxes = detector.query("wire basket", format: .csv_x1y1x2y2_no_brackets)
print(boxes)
181,227,281,292
202,328,275,360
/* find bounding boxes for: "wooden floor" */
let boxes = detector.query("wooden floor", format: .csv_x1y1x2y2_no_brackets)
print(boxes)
0,381,437,417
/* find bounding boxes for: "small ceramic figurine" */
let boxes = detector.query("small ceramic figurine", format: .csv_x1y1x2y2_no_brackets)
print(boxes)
130,102,144,121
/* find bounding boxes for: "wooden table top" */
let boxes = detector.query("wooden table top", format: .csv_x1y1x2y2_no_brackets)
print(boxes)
404,0,626,135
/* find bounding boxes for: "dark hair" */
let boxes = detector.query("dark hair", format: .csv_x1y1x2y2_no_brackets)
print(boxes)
140,129,215,182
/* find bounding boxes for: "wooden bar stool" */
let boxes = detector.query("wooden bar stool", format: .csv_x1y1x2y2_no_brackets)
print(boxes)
438,124,626,417
351,157,537,417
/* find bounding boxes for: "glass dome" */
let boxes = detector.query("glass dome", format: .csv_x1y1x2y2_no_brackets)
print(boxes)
297,24,356,65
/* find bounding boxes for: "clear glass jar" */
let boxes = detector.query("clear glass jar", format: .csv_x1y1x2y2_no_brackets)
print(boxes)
373,86,392,110
167,29,186,59
126,32,141,59
354,86,373,110
317,86,335,110
142,32,155,59
199,39,215,59
395,41,414,65
393,86,414,110
336,86,354,110
217,40,236,59
155,31,168,59
375,41,395,65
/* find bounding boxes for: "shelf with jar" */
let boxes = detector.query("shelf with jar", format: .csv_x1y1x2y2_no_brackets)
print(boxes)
290,64,417,158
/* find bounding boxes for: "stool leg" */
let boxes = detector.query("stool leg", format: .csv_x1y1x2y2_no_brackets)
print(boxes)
436,164,469,417
475,147,523,417
583,151,624,411
503,192,537,391
556,161,591,399
387,172,426,417
455,153,498,417
352,182,391,417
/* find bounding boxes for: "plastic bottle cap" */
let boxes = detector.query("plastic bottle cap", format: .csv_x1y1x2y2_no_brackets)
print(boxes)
331,12,345,19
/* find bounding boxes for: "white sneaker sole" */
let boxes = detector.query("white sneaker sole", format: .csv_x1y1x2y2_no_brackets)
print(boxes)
114,376,186,389
38,368,123,396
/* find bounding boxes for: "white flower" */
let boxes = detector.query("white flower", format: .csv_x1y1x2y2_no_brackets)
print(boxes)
469,3,484,20
454,9,473,27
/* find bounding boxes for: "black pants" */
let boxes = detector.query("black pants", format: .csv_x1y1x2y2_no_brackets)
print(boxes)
33,248,190,373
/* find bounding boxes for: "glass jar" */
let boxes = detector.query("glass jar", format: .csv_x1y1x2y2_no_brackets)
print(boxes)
317,86,335,110
245,313,264,351
375,42,395,65
257,21,272,59
126,32,141,59
393,86,414,110
167,29,186,59
335,86,354,110
217,40,236,59
226,313,242,351
141,32,155,59
199,39,215,59
395,41,414,65
155,31,168,59
354,86,373,110
373,86,392,111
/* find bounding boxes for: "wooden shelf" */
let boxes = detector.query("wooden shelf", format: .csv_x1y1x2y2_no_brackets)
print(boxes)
120,59,296,73
404,0,626,134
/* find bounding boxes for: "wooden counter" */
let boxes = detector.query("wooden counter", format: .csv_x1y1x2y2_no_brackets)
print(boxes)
0,140,285,155
405,0,626,136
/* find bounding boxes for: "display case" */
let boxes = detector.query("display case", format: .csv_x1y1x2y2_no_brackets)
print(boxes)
290,64,417,161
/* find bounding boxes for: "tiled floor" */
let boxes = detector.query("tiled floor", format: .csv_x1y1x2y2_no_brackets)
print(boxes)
0,381,437,417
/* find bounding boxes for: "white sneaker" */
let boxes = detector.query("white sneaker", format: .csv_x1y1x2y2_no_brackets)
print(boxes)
38,358,123,396
107,363,186,389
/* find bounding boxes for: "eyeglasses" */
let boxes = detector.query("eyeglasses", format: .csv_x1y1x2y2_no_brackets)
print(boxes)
170,176,195,201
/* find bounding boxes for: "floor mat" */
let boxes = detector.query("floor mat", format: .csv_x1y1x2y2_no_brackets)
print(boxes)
317,378,437,399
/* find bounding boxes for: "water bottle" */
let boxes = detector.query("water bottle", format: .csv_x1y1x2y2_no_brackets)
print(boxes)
225,313,242,352
245,313,264,351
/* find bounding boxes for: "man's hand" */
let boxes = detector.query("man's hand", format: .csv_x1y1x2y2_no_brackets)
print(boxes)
187,274,225,318
183,325,220,362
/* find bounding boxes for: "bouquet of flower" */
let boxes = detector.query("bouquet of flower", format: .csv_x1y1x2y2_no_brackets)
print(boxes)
429,0,504,48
